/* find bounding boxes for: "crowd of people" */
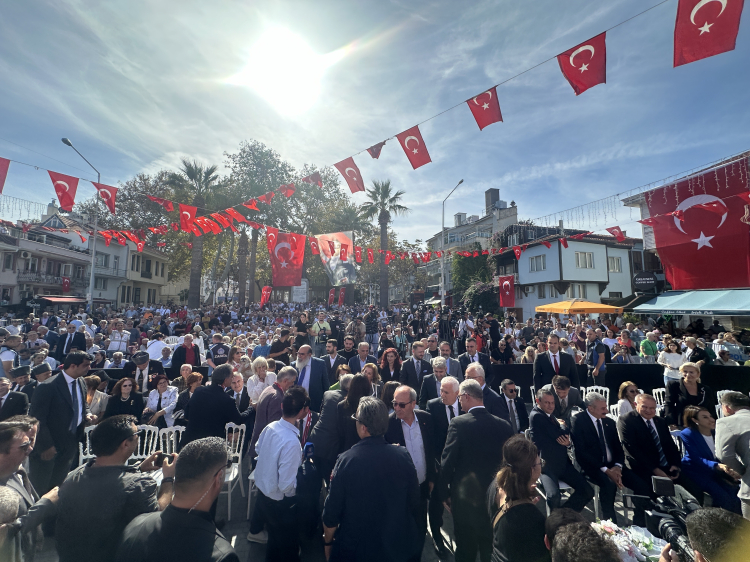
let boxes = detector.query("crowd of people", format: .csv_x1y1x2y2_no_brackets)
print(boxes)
0,300,748,561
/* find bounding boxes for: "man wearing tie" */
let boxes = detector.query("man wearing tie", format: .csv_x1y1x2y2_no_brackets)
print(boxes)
457,338,491,383
419,357,449,410
497,379,529,433
542,375,583,427
400,342,432,392
55,325,87,362
292,345,328,413
533,334,576,391
29,350,93,494
227,374,252,452
123,351,165,397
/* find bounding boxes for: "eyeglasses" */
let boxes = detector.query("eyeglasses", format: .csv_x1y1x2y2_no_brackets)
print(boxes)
350,414,363,424
128,429,145,439
506,388,517,393
533,459,546,468
392,400,413,409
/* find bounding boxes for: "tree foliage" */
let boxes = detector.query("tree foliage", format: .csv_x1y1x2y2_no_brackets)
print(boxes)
450,242,491,297
462,281,499,315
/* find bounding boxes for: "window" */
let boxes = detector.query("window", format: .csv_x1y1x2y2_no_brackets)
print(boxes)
134,287,141,303
575,252,594,269
1,288,11,302
136,256,141,272
529,255,546,272
62,264,72,277
508,233,519,246
95,253,110,268
632,251,643,273
609,292,622,298
160,263,165,277
121,286,126,302
3,254,12,270
113,255,120,272
74,265,86,279
94,278,108,290
131,254,137,271
608,256,622,273
144,259,152,273
538,284,546,298
566,284,587,298
126,286,131,302
27,258,38,273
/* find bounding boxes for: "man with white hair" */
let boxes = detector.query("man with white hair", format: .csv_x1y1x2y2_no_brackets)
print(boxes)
462,362,505,422
418,356,449,410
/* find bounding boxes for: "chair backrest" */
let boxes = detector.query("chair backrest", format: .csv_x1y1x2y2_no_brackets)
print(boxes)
716,389,731,404
584,385,609,405
716,404,723,419
225,423,246,462
79,426,97,465
652,388,666,406
131,425,160,461
608,404,619,420
165,336,179,345
158,426,184,455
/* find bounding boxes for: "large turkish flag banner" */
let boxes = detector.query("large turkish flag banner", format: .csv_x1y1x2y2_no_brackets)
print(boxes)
674,0,745,66
48,171,79,211
267,231,305,286
0,158,10,194
396,125,432,169
466,86,503,130
557,32,606,96
328,288,336,306
499,275,515,308
645,158,750,289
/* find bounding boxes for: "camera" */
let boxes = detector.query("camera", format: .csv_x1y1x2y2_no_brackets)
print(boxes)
154,452,175,467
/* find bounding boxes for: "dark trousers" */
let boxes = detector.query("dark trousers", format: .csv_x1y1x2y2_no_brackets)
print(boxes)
428,484,446,547
315,456,335,488
457,337,466,356
586,367,605,387
29,447,77,496
539,463,594,513
588,467,651,526
258,492,299,562
453,500,492,562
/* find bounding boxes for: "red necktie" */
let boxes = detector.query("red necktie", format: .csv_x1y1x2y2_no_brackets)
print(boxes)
553,354,559,375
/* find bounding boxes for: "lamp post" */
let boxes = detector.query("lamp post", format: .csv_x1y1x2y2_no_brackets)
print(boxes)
61,138,99,314
441,179,464,307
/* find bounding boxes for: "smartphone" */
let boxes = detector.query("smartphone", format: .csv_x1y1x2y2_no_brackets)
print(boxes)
155,452,175,467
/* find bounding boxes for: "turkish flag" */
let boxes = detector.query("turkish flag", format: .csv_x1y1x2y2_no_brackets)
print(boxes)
467,86,503,130
512,246,522,260
267,231,305,286
210,212,232,229
645,160,750,289
367,248,374,264
224,208,251,225
156,242,166,248
338,287,346,306
396,125,431,169
559,237,569,248
367,141,386,159
136,241,145,252
258,192,275,205
279,183,295,198
334,157,365,194
569,232,589,240
243,199,259,212
62,277,71,293
260,286,272,307
354,246,362,263
179,204,197,233
327,240,336,255
147,195,174,212
309,236,320,255
195,217,221,235
541,240,552,248
300,172,323,188
265,227,279,252
77,231,87,243
328,288,336,306
499,275,515,308
674,0,745,66
606,226,626,242
90,182,118,214
48,171,79,211
557,32,607,95
100,230,112,246
0,158,10,194
340,244,348,261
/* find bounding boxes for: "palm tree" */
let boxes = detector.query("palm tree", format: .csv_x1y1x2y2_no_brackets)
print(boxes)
169,159,220,308
360,180,409,306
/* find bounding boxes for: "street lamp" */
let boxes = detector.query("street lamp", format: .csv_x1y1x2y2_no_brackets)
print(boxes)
61,138,99,313
441,179,464,306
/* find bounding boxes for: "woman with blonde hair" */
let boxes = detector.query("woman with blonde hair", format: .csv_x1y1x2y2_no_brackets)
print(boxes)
617,381,639,415
246,356,276,406
362,362,382,398
520,346,536,365
664,361,715,429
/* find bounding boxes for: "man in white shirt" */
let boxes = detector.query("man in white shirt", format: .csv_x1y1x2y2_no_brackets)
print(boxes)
253,386,309,561
107,320,130,356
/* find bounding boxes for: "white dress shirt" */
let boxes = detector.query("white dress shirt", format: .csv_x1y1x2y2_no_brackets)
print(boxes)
296,363,311,393
254,418,303,500
134,365,150,393
62,371,83,429
548,351,561,371
401,416,427,484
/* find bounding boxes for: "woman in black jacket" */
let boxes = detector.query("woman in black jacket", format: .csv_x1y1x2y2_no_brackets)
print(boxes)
664,362,715,429
336,374,372,454
683,337,709,365
102,377,144,420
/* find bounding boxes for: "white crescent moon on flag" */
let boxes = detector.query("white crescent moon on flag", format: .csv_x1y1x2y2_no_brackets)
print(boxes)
268,232,276,244
503,280,511,293
569,45,595,68
691,0,727,24
274,241,293,259
404,136,420,149
54,181,70,192
98,188,111,200
673,194,728,234
345,168,358,180
472,90,492,105
181,211,191,219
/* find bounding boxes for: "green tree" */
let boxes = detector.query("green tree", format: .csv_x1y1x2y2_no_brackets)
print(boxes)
450,242,491,298
462,281,499,314
360,180,410,306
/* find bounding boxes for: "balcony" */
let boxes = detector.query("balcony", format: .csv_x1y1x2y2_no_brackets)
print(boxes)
18,272,63,285
140,270,152,279
95,265,127,277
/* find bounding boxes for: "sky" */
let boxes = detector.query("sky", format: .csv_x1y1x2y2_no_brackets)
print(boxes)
0,0,748,243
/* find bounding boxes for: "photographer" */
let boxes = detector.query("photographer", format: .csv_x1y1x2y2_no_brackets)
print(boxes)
657,507,750,562
55,414,175,562
310,312,331,358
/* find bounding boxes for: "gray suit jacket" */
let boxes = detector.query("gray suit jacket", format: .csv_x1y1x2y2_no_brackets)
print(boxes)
715,409,750,500
309,389,346,461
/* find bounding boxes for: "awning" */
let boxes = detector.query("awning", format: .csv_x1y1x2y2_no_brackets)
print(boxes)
634,290,750,316
535,299,624,314
36,296,87,304
608,293,659,311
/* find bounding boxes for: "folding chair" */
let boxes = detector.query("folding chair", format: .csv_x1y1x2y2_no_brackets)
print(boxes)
221,422,246,521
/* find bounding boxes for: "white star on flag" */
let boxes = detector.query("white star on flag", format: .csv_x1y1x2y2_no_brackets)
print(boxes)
699,22,713,34
691,231,714,249
482,103,489,109
579,63,589,72
412,148,418,154
280,260,288,268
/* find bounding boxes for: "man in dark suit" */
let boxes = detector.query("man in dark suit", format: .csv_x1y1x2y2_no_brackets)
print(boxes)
180,364,253,449
55,324,86,362
617,393,704,502
123,351,166,396
225,373,251,412
0,376,29,421
497,378,529,433
10,365,37,403
309,374,352,483
419,356,450,410
457,338,491,382
571,391,651,525
322,338,348,387
37,326,59,355
542,375,584,426
529,387,593,514
440,379,514,562
463,362,505,422
385,385,436,541
400,341,432,393
533,334,577,391
347,341,377,375
168,334,202,379
291,345,329,413
29,350,93,494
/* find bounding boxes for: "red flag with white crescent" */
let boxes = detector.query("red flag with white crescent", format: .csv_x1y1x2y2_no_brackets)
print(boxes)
224,208,251,225
328,288,336,306
559,237,569,248
334,157,365,193
179,204,197,233
300,172,323,188
557,32,607,96
367,141,387,159
265,227,279,253
243,199,259,212
100,230,112,246
512,246,522,260
210,213,231,229
354,246,362,263
367,248,374,264
338,287,346,306
466,86,503,130
156,242,166,248
91,182,118,214
340,244,348,262
48,171,79,212
0,158,10,194
278,183,295,198
62,277,71,293
146,195,174,212
606,226,626,242
268,231,305,286
674,0,745,66
396,125,432,170
498,275,515,308
309,236,320,255
260,286,272,307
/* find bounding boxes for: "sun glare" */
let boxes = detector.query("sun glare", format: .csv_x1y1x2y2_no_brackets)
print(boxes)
228,28,344,117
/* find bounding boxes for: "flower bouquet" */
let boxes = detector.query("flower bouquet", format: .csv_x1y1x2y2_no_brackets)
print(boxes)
591,520,667,562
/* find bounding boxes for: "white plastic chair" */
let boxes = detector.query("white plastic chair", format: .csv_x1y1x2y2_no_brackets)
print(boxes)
670,429,685,456
158,426,184,455
130,425,160,462
584,385,610,405
608,404,619,421
652,388,666,407
716,404,723,418
78,426,96,465
221,422,246,521
165,336,179,345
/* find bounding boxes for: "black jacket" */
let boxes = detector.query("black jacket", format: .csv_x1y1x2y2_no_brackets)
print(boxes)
528,405,572,478
336,400,360,454
533,351,576,390
457,352,491,381
14,379,38,404
385,410,437,484
122,360,165,393
29,373,89,455
0,390,30,421
169,344,202,378
418,374,440,410
309,389,346,461
323,354,349,386
399,358,432,392
225,387,251,413
483,385,507,422
617,410,682,479
425,397,462,460
55,332,87,361
181,384,253,448
664,380,714,427
570,410,624,478
103,393,145,421
496,393,529,432
116,504,239,562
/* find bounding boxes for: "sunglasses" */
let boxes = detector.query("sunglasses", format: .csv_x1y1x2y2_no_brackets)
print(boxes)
128,429,145,439
392,400,413,409
506,388,517,393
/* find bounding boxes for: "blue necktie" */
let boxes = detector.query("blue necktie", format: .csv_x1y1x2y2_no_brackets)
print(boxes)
649,420,668,467
298,365,307,386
